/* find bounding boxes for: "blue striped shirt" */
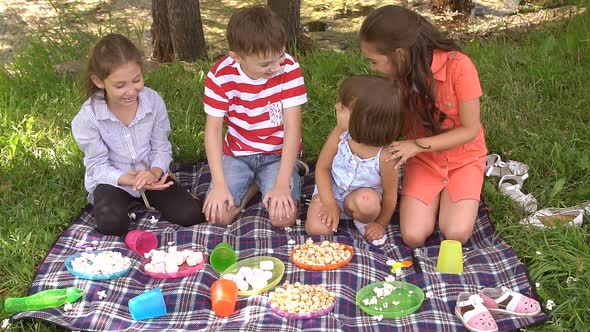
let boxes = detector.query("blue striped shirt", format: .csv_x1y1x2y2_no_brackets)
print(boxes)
71,87,172,203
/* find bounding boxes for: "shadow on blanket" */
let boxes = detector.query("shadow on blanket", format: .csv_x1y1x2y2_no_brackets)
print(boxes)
12,162,548,331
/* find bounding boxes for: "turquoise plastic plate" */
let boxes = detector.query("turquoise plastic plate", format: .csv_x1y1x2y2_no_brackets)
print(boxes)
65,251,132,281
356,281,424,318
220,256,285,296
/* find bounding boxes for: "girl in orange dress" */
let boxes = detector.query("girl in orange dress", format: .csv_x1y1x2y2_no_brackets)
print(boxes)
359,5,488,247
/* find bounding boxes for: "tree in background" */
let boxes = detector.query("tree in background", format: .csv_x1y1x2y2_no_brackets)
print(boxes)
268,0,311,54
151,0,207,62
431,0,473,13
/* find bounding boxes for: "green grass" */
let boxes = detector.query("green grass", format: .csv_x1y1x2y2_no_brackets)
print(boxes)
1,9,589,332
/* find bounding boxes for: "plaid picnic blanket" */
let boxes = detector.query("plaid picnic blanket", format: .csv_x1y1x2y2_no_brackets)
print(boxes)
13,162,548,331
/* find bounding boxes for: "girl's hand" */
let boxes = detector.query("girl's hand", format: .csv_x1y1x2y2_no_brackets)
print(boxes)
263,184,296,223
318,199,341,232
143,173,173,191
364,222,386,242
203,186,234,224
132,169,158,191
384,140,423,169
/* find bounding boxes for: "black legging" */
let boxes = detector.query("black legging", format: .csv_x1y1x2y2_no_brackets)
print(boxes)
92,179,204,236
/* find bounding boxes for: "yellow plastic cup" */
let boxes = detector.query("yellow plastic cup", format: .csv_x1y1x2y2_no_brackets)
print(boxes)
435,240,463,274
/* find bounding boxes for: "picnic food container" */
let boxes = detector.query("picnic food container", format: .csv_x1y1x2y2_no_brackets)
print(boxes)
141,253,206,279
211,279,238,317
128,288,168,320
125,230,158,256
436,240,463,274
65,250,132,280
290,242,354,271
268,282,336,319
220,256,285,296
210,242,237,273
3,287,84,313
356,281,425,318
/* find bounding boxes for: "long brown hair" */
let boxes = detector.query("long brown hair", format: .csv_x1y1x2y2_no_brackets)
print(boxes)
81,33,143,101
339,75,406,147
359,5,461,137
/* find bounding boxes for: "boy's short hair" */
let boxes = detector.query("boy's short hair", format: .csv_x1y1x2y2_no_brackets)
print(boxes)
226,5,286,56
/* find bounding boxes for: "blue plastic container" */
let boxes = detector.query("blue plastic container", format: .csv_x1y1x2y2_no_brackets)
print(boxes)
128,288,167,320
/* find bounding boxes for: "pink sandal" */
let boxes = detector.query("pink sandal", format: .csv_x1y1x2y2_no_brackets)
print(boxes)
480,286,541,317
455,293,499,332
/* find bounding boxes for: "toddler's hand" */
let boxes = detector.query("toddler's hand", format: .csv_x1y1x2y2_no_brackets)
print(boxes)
263,185,296,222
318,199,341,232
203,186,234,224
364,222,386,242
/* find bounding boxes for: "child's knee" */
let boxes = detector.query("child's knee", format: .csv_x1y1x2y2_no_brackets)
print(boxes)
304,219,334,237
401,229,429,248
270,214,297,229
350,189,381,219
94,209,129,236
441,227,472,244
168,203,204,227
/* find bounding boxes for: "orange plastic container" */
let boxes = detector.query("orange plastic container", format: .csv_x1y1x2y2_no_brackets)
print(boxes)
290,244,354,271
211,279,238,317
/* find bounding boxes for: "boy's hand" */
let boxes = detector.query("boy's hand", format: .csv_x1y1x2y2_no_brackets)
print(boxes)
263,185,296,222
318,199,340,232
203,186,234,224
143,173,173,191
364,222,386,242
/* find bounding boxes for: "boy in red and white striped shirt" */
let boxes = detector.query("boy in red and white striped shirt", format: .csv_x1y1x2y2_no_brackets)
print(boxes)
203,5,308,228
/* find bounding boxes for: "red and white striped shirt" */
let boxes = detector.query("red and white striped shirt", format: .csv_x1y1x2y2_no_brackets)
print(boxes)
203,54,307,156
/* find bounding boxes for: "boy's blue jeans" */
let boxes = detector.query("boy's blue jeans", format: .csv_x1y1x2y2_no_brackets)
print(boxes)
208,154,301,206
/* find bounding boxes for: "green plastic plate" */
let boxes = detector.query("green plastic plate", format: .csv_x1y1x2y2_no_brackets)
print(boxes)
356,281,424,318
220,256,285,296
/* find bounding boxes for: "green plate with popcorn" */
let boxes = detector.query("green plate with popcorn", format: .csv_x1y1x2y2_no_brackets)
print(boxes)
356,281,424,318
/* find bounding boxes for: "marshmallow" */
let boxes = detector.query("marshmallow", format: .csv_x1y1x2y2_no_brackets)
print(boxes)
222,273,236,280
259,260,274,271
239,267,254,279
165,262,179,273
263,270,273,280
186,255,197,266
236,279,249,292
193,252,204,264
175,252,185,266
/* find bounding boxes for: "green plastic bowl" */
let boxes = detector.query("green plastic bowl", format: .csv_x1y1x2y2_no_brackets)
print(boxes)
220,256,285,296
356,281,425,318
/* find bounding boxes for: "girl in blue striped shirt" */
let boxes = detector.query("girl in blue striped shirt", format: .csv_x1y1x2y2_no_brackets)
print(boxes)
72,34,203,235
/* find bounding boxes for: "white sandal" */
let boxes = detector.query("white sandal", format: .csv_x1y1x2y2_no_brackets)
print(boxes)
498,175,538,213
485,154,529,179
520,201,589,228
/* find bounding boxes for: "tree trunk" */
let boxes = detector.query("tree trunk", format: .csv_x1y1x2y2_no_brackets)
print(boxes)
268,0,310,54
152,0,174,62
151,0,207,62
431,0,472,13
